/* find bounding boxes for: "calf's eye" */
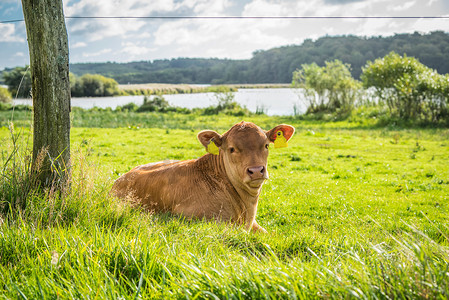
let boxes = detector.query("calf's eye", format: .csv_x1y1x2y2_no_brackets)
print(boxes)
230,147,235,153
265,144,269,149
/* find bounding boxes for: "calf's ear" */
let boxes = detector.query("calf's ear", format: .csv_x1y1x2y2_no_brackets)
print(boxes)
266,124,295,147
197,130,223,155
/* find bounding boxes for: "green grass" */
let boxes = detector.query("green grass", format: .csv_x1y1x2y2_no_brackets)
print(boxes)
0,113,449,299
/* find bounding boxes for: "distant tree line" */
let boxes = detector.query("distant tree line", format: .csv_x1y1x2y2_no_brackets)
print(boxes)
1,67,121,98
62,31,449,84
0,66,236,99
1,31,448,87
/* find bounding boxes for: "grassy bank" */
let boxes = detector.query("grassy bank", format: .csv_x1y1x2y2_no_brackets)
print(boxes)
119,83,291,96
0,113,448,298
0,104,383,130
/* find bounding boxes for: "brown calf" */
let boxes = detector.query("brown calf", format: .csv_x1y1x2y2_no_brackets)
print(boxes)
111,121,295,232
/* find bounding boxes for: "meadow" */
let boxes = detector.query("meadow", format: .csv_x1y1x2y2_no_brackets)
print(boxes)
1,110,448,298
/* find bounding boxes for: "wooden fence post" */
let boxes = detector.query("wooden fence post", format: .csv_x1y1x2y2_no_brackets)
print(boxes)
21,0,71,189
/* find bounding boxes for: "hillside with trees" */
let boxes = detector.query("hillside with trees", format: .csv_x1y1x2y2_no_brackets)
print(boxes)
1,31,448,86
67,31,449,84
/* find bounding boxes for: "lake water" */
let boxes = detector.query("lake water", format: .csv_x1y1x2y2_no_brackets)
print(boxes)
14,88,307,116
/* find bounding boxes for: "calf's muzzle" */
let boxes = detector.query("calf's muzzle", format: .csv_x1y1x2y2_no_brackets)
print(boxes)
247,166,266,180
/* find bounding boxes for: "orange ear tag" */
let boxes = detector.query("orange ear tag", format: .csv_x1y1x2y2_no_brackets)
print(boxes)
207,140,220,155
274,130,288,148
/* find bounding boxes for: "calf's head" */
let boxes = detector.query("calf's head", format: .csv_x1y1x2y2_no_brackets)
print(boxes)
198,122,295,195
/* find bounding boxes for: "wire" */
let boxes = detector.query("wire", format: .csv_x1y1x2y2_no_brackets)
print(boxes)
65,16,449,19
2,15,449,23
0,19,24,23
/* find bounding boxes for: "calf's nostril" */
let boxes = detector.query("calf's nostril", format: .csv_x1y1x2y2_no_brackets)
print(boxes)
247,166,265,178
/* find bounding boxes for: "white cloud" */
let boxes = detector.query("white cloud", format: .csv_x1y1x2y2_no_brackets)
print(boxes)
64,0,176,18
153,16,299,59
0,23,24,42
150,0,449,61
389,1,416,12
64,0,175,41
68,18,147,42
242,0,285,16
177,0,231,14
82,48,112,58
63,0,234,43
154,20,193,47
71,42,87,48
120,42,154,56
2,0,449,69
409,16,449,33
14,52,24,57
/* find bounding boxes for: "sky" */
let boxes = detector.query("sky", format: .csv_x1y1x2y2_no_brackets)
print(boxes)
0,0,448,70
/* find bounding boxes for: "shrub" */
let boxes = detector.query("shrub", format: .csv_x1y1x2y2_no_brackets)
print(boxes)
0,102,12,111
2,66,32,98
292,60,361,116
203,91,251,116
0,103,32,111
0,86,12,103
137,95,170,112
361,52,449,124
71,73,121,97
118,103,139,112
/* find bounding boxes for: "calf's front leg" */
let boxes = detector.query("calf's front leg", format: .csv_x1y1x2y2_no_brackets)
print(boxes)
251,220,267,233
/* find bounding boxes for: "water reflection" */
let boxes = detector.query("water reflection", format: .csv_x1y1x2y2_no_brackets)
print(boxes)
14,88,307,116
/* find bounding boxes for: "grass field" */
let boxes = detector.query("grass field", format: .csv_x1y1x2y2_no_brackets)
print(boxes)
1,112,449,298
